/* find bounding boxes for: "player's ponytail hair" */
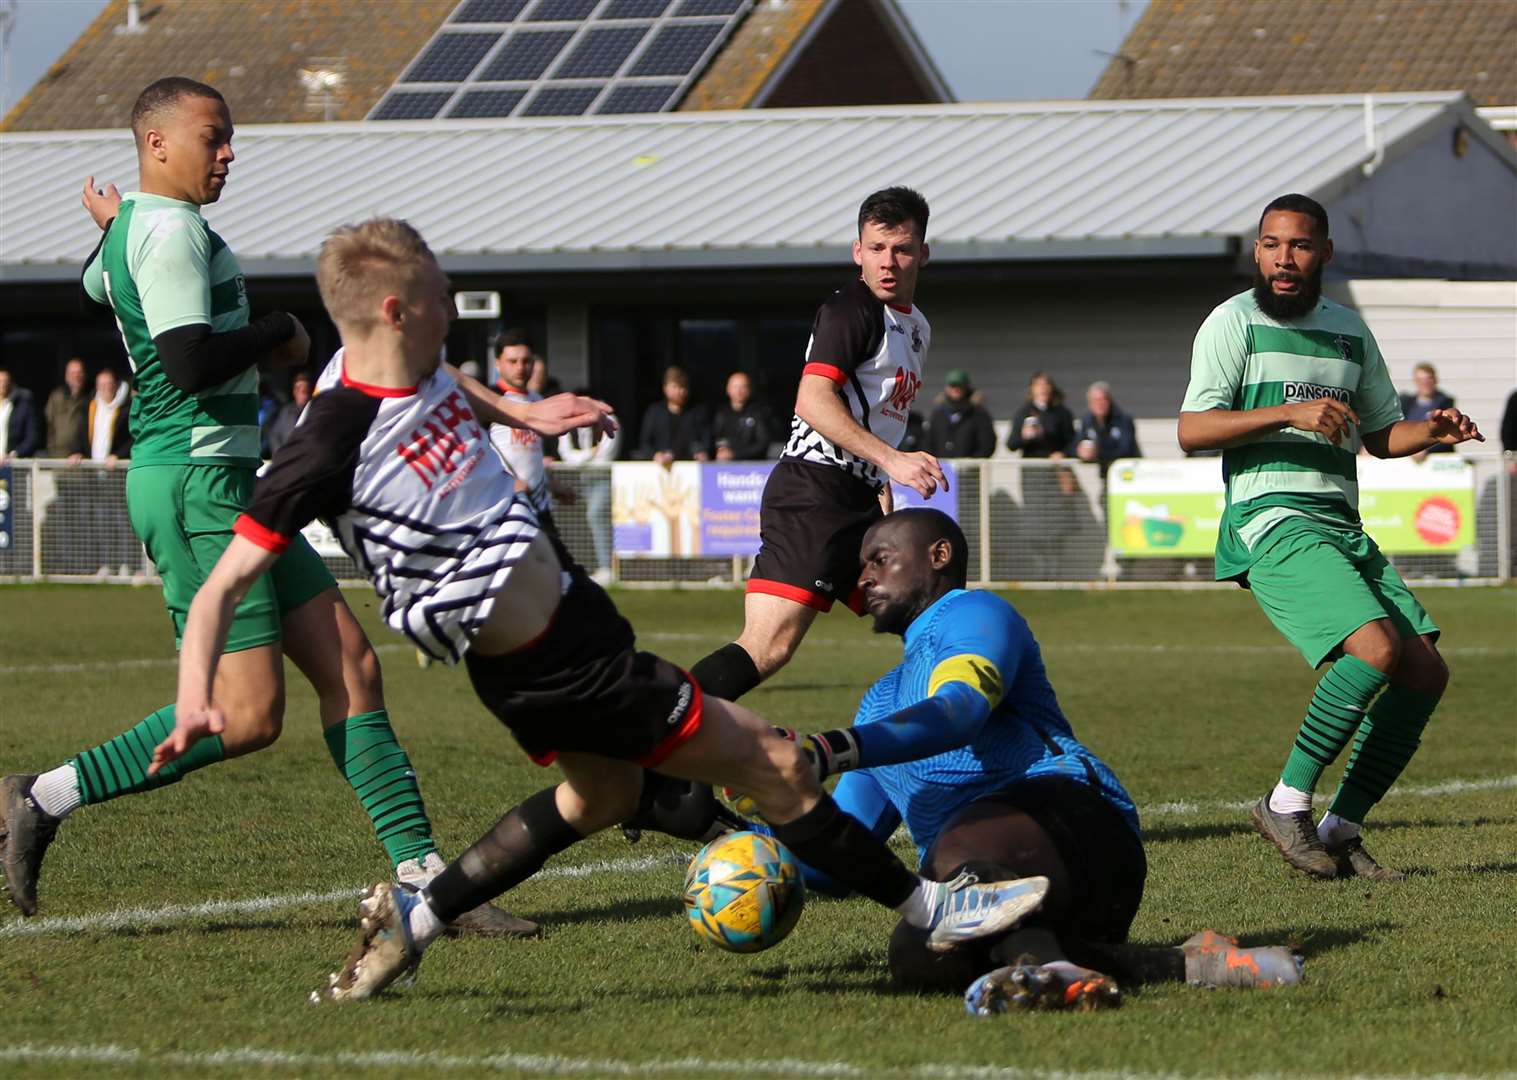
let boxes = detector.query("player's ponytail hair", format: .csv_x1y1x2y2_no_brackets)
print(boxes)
317,218,437,333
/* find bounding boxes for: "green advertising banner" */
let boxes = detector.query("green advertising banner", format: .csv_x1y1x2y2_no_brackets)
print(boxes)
1108,455,1476,557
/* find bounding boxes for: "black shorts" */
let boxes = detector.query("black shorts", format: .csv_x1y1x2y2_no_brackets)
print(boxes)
748,458,882,614
464,570,702,768
925,775,1147,944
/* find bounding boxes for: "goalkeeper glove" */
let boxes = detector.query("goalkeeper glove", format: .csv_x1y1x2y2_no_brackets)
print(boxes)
773,726,860,784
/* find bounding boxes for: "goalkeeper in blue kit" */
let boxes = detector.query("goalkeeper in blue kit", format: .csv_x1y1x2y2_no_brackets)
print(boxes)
763,509,1303,1010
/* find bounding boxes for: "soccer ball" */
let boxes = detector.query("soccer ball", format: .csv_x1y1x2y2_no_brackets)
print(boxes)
683,830,805,953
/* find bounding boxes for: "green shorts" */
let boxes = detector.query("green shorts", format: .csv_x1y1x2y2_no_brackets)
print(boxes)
1245,516,1438,668
127,464,336,653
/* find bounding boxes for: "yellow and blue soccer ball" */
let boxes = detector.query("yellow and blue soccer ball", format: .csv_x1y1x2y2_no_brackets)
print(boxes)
683,830,805,953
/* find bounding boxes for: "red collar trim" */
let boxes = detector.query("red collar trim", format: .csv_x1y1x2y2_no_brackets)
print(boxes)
341,369,417,398
496,378,528,395
888,303,912,314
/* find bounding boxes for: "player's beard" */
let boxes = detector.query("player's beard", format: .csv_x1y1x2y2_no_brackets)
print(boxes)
1253,263,1323,320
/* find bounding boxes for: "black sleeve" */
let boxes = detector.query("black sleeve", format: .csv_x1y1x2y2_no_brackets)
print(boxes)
1005,404,1030,451
237,388,375,553
155,312,297,394
806,280,883,379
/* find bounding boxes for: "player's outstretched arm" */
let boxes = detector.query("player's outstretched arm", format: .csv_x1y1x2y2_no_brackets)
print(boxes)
154,535,280,774
1178,399,1359,452
795,374,947,497
1361,409,1485,459
446,362,617,438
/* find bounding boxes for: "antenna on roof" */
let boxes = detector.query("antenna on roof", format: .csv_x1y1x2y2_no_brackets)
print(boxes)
300,59,347,122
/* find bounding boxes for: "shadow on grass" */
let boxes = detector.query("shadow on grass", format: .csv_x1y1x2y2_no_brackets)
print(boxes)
526,895,683,928
1455,860,1517,875
1246,921,1396,957
1143,821,1255,844
1145,814,1517,846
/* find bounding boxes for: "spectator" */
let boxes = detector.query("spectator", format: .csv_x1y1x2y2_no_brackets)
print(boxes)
0,366,41,461
526,352,562,459
1006,371,1075,459
1070,380,1141,477
1503,388,1517,474
457,360,483,383
712,371,773,461
638,365,711,464
1399,363,1456,457
262,370,313,458
924,368,996,459
70,368,132,463
558,387,623,586
45,358,90,457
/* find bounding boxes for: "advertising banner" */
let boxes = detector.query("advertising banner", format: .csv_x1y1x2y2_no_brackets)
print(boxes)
612,461,958,558
0,465,12,553
1108,455,1476,557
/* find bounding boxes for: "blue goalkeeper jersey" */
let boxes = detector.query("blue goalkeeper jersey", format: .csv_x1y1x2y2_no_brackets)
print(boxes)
853,588,1138,859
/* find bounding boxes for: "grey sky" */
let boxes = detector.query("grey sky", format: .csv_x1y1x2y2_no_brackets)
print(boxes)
0,0,1146,118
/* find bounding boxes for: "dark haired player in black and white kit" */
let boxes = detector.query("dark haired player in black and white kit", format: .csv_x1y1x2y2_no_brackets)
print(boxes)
157,217,1050,1002
690,187,947,704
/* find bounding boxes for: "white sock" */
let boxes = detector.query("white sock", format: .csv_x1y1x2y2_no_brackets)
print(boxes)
406,891,447,950
1317,811,1360,846
29,764,82,819
895,877,944,929
1268,781,1313,815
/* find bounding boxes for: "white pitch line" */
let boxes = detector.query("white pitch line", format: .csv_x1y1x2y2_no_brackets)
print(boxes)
2,775,1511,941
4,1043,1506,1080
0,852,683,940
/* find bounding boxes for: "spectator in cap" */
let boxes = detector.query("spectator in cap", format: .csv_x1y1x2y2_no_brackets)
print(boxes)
1070,380,1140,478
925,368,996,459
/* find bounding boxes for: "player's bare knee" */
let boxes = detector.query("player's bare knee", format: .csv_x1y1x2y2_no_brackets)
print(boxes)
1398,642,1449,698
1346,620,1400,673
223,695,285,754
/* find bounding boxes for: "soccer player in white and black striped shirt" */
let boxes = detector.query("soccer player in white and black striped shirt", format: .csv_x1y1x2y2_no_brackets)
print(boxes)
691,187,947,705
158,217,1051,1001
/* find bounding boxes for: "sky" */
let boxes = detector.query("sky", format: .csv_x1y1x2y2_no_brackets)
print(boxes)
0,0,1147,118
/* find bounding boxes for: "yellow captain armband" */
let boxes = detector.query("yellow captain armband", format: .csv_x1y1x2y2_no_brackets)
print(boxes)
928,654,1004,709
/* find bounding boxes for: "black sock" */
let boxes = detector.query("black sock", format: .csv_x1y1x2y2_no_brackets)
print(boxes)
770,794,917,909
1061,938,1186,985
423,787,581,923
689,643,762,702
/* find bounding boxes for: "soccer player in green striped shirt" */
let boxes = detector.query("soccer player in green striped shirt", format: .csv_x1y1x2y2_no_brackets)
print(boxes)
1179,194,1483,881
0,78,529,935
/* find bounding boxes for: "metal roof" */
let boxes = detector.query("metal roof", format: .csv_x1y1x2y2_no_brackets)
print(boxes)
0,92,1502,281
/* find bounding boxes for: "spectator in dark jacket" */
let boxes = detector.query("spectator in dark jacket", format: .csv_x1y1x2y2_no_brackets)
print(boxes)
45,357,90,457
1070,380,1140,477
263,370,313,458
1399,363,1456,457
1006,371,1075,459
0,367,41,461
639,365,712,464
925,368,996,458
712,371,772,460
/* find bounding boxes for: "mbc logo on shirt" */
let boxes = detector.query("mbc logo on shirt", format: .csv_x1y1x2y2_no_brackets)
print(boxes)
889,367,922,412
397,390,485,490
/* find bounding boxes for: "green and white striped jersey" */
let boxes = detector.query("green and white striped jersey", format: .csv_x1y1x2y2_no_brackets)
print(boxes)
82,192,260,469
1181,289,1402,580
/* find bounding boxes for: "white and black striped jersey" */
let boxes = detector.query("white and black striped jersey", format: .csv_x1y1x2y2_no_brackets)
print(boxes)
234,351,540,664
781,277,930,487
488,383,552,515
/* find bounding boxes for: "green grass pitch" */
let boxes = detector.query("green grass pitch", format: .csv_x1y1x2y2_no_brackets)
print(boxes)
2,583,1514,1078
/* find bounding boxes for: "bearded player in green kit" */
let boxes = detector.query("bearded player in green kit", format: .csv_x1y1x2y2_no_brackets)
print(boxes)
0,78,574,934
1179,194,1482,882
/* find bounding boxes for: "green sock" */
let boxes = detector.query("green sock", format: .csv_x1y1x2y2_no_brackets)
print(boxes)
1328,685,1440,824
323,710,437,869
1279,655,1388,794
74,705,226,805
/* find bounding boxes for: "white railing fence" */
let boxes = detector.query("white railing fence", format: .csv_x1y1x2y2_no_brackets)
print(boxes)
1,456,1511,587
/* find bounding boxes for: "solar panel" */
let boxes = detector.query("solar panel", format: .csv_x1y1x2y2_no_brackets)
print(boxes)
599,0,670,16
522,85,602,116
370,91,453,120
554,26,647,78
453,89,531,117
453,0,529,22
597,83,678,114
480,29,575,80
525,0,599,20
407,32,502,82
673,0,742,15
629,22,721,77
372,0,751,120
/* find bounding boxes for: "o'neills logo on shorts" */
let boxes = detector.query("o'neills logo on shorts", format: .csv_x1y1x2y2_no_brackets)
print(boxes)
1283,382,1350,405
666,680,694,726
